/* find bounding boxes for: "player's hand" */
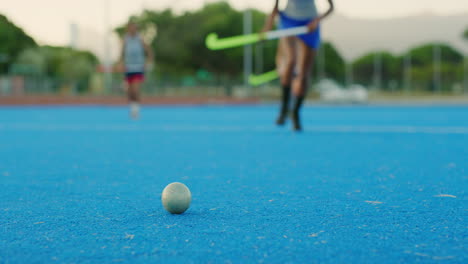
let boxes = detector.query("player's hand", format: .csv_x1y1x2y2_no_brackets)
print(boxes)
261,22,273,33
307,18,320,33
259,23,271,41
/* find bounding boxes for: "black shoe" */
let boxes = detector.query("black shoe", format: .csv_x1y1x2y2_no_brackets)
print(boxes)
291,111,302,132
291,95,305,132
276,111,288,125
276,85,291,126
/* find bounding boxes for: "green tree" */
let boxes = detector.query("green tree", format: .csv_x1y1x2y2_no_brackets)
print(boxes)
407,44,463,67
352,52,401,89
313,42,346,84
405,44,464,91
14,46,98,92
15,47,47,75
44,46,98,92
0,14,37,73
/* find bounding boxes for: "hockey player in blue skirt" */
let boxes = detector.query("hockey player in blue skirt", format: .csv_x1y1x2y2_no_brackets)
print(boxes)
263,0,334,131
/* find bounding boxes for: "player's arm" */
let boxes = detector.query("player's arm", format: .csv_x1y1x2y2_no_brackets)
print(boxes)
319,0,334,20
262,0,279,32
117,39,126,72
141,37,154,70
307,0,334,32
143,41,154,62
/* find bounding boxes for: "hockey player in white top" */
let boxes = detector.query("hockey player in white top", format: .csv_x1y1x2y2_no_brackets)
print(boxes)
284,0,318,19
119,21,153,119
263,0,334,131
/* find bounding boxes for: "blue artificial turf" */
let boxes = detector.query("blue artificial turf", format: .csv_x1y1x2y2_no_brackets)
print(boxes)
0,105,466,263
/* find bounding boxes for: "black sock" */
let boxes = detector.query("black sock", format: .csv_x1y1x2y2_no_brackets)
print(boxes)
280,85,291,114
292,95,305,115
291,95,305,131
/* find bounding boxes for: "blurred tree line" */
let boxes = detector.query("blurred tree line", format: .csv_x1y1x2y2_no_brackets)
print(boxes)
0,14,98,93
0,14,36,73
1,2,467,93
14,46,98,92
353,45,464,91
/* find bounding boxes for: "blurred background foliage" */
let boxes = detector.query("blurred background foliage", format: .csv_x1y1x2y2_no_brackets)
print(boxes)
0,2,467,95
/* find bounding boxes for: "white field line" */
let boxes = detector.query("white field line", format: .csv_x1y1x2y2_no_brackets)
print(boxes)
433,194,457,198
2,124,468,134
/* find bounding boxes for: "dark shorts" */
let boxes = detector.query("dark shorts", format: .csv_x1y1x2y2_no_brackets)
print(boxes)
279,12,321,50
125,72,145,84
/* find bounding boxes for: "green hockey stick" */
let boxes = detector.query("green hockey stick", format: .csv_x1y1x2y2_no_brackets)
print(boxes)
206,26,308,50
248,70,279,86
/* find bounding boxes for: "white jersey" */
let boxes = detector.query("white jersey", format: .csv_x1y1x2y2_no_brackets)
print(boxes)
124,34,145,73
283,0,318,20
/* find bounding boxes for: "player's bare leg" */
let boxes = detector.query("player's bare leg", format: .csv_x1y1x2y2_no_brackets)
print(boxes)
128,82,141,119
291,39,315,131
276,37,296,125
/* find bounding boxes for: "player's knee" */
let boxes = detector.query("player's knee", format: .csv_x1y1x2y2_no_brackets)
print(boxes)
295,73,309,84
285,57,296,69
278,57,295,71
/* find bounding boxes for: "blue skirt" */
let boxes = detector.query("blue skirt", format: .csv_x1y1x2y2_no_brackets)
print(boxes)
278,12,321,50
